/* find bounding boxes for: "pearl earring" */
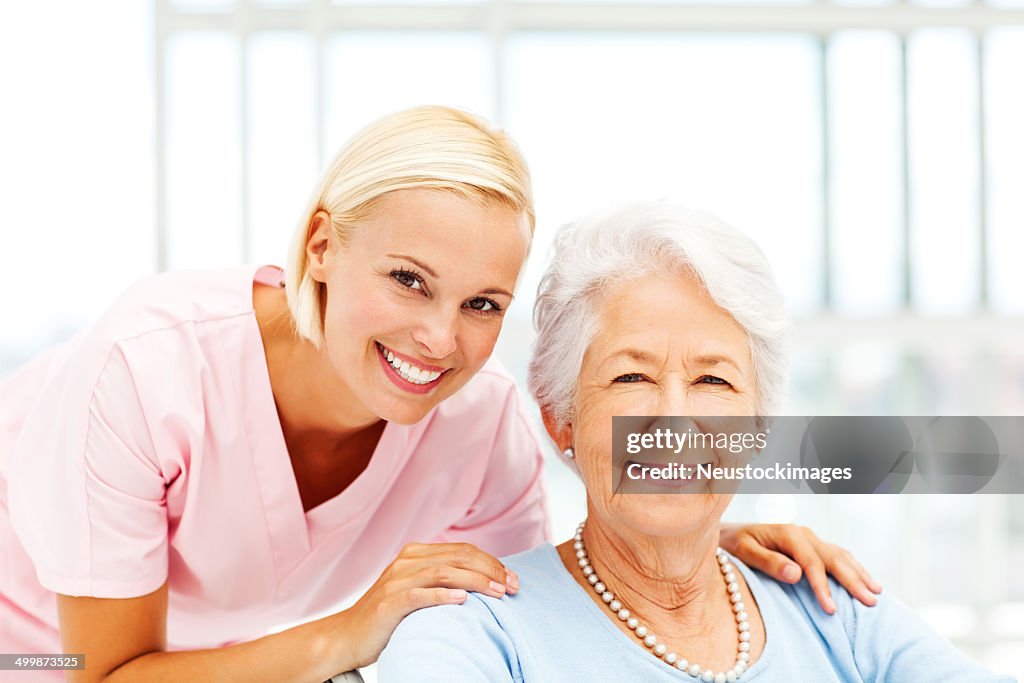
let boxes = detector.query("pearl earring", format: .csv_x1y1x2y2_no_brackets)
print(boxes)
563,447,575,459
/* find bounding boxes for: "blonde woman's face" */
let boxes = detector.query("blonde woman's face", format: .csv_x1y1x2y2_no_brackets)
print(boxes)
311,188,531,425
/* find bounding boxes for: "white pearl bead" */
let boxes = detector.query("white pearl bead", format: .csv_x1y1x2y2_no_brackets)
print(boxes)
573,527,750,680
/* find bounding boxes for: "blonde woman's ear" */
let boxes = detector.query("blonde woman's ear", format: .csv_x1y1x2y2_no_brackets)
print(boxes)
305,210,334,282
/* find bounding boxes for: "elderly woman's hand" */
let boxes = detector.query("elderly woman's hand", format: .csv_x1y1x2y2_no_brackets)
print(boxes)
719,523,883,614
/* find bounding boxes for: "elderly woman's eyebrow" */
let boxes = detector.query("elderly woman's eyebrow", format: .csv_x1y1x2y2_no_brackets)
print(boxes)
600,349,743,373
603,348,658,365
692,354,742,372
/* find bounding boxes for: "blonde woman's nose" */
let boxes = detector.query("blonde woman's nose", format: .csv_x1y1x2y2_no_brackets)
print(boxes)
411,309,458,360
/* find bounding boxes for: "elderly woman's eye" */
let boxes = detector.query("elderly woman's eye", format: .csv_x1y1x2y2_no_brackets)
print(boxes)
698,375,731,386
613,373,646,383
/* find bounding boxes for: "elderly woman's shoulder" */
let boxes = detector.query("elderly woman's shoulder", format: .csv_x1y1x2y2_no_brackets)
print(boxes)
739,559,1016,681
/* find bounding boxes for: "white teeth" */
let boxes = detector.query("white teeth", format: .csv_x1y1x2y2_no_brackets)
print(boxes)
380,344,443,385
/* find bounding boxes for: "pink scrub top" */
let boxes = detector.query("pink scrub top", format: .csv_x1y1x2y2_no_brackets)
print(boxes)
0,265,549,667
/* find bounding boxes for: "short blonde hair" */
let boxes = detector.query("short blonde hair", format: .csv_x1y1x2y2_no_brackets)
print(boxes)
285,105,535,347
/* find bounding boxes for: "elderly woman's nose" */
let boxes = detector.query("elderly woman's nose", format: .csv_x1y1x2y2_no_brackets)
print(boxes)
655,380,693,415
411,307,459,360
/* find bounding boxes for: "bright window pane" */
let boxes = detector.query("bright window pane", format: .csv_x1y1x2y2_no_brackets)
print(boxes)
506,33,822,319
986,28,1024,314
169,0,236,10
829,32,903,314
324,33,492,157
0,0,154,363
911,0,970,7
247,32,318,266
908,29,980,314
166,32,243,269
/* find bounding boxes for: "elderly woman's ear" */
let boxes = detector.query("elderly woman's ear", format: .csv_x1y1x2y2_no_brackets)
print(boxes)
540,406,573,455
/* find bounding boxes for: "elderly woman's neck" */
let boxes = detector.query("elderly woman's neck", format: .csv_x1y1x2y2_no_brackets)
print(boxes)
576,515,728,637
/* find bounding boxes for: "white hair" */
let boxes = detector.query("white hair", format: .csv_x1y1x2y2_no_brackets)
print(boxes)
527,201,790,427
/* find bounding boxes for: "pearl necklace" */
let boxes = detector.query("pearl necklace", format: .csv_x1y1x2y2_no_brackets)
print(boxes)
573,521,752,682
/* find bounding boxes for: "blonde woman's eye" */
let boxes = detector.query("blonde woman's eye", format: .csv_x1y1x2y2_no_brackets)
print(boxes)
465,298,501,313
613,373,645,383
391,270,423,290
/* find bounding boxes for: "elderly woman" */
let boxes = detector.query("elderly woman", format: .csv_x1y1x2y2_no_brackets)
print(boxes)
377,202,1012,682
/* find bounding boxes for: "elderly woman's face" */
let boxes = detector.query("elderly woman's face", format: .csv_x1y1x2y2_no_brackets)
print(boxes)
568,271,758,536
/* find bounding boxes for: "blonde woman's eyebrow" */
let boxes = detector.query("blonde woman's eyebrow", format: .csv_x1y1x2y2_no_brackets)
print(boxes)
386,254,437,278
480,288,514,299
387,253,513,299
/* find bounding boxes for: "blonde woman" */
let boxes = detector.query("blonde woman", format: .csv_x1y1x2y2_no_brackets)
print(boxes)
0,107,878,682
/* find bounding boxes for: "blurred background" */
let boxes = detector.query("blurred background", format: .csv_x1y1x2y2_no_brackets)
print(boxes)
1,0,1022,678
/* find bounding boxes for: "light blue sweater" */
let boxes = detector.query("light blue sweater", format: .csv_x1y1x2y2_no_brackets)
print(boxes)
378,543,1016,682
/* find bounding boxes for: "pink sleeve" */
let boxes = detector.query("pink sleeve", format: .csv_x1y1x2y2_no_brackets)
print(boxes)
433,385,552,557
9,343,169,598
